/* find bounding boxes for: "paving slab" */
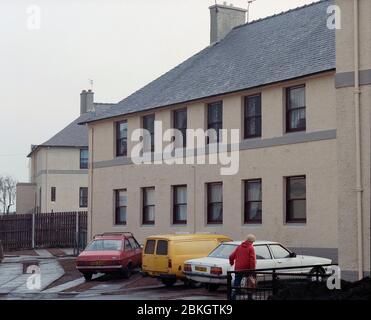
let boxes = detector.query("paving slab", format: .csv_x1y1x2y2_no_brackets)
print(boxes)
34,249,54,258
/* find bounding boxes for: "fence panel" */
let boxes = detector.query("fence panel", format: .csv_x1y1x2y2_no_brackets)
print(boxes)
0,211,87,251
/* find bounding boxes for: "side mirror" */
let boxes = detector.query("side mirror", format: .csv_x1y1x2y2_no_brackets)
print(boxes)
289,252,297,258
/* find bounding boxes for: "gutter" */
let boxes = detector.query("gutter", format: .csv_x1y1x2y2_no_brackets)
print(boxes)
353,0,363,280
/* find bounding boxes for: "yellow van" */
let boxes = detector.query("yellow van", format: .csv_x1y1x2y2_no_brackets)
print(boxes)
142,234,232,286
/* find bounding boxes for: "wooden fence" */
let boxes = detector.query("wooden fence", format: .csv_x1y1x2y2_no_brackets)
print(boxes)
0,211,87,251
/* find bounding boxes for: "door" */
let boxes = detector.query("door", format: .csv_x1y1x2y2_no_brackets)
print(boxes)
124,238,135,267
269,244,302,271
254,245,275,282
128,237,142,267
142,239,156,272
153,240,169,274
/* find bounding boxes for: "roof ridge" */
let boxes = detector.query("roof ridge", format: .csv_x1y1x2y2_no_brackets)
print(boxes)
233,0,330,31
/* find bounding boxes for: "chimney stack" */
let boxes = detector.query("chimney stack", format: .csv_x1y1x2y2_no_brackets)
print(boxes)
209,2,247,44
80,89,95,114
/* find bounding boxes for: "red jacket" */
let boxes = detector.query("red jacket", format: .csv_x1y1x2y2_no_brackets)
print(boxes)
229,241,256,271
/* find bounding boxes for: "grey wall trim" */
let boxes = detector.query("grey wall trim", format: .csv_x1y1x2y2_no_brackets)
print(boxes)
93,129,337,169
341,270,370,282
16,183,36,187
335,69,371,88
36,169,88,177
239,130,336,150
289,247,338,263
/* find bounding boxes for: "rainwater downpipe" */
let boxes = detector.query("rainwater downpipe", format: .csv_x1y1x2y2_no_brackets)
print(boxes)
353,0,363,280
89,127,94,241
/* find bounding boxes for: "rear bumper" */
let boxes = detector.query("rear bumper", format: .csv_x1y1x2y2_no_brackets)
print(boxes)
184,271,227,285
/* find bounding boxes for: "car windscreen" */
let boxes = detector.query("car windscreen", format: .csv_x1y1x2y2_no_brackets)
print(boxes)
86,239,122,251
208,244,238,259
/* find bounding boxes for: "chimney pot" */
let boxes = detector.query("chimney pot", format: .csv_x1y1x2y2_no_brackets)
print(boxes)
80,89,95,114
209,3,247,44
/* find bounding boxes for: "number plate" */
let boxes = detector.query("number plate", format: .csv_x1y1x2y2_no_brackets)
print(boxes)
92,261,103,266
195,266,207,272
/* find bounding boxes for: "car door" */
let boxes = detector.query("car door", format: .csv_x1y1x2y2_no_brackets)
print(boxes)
254,245,275,282
124,238,135,267
128,237,142,267
269,244,302,271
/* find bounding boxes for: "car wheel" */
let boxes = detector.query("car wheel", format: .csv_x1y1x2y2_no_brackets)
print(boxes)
309,267,325,282
122,264,132,279
207,284,220,292
83,273,93,281
161,278,177,287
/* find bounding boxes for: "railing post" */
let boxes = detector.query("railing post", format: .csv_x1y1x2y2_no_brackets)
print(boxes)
31,212,35,249
74,212,79,256
272,269,278,295
227,272,232,300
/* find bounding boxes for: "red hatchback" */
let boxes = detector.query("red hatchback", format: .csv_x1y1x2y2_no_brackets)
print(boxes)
76,232,142,281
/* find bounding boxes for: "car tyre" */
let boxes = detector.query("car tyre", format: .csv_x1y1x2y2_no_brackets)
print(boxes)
161,278,177,287
309,267,325,282
122,263,132,279
83,273,93,281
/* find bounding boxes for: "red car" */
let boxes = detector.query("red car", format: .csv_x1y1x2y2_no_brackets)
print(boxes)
76,232,142,281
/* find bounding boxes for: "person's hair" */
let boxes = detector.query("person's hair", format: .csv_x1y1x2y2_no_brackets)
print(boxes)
246,234,256,242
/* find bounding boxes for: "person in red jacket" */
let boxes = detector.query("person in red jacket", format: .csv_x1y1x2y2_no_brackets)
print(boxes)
229,234,256,299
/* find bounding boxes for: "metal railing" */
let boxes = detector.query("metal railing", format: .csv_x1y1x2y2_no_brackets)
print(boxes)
227,264,338,300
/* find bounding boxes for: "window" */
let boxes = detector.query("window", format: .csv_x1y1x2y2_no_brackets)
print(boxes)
244,179,262,224
124,239,132,251
144,240,156,254
79,187,88,208
143,114,155,152
80,149,89,169
128,237,140,249
244,94,261,138
51,187,56,202
286,176,306,223
286,85,306,132
270,244,291,259
173,185,187,224
115,189,127,225
156,240,168,255
142,187,155,225
254,245,272,260
86,239,122,251
173,108,187,147
207,182,223,224
207,101,223,143
116,121,128,157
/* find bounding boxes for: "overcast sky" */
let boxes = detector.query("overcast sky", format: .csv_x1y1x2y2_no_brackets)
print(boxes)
0,0,318,182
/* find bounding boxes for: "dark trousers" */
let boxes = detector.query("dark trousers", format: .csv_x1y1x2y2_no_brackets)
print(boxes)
231,273,253,300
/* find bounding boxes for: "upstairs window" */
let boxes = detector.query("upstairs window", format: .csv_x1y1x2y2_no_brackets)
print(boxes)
244,94,262,138
173,108,187,147
80,149,88,169
116,121,128,157
207,101,223,143
286,85,306,132
143,114,155,152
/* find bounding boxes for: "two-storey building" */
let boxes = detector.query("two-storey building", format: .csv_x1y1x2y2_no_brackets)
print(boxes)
80,0,370,280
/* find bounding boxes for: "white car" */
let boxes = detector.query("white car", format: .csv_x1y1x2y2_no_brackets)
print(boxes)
183,241,332,290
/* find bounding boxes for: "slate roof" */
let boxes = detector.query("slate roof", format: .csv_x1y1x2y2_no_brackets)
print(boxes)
28,104,114,157
81,0,335,124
